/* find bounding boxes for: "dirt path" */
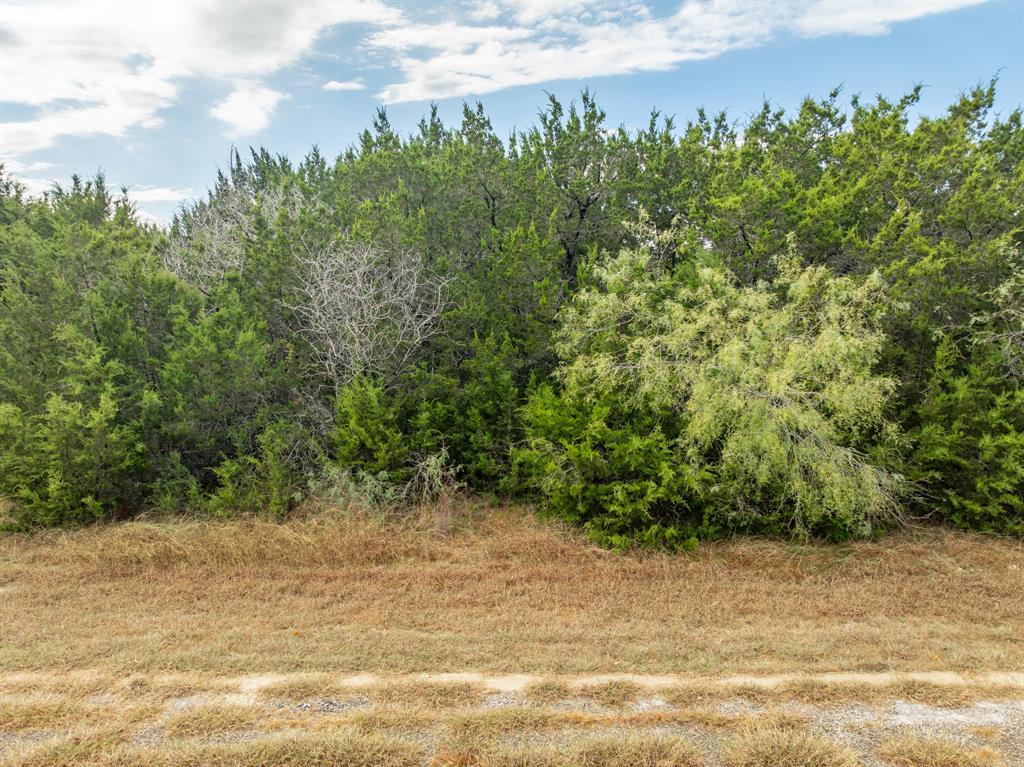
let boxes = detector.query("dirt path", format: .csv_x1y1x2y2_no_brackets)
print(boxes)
2,669,1023,766
6,669,1024,693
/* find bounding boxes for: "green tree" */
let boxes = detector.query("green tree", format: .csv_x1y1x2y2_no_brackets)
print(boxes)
519,230,904,544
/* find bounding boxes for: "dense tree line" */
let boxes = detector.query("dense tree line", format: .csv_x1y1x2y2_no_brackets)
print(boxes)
1,83,1021,543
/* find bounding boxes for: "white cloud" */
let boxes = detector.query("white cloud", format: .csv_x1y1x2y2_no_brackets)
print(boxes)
323,80,366,91
468,1,502,21
209,84,287,137
134,208,169,226
0,0,402,155
0,158,58,174
0,0,988,161
371,0,985,103
128,185,195,203
793,0,985,37
5,175,56,198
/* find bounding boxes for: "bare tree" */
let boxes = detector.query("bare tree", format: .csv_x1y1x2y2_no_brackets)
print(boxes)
166,175,447,393
287,235,447,392
163,184,300,294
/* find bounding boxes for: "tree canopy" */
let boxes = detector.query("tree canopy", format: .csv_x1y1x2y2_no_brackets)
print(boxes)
1,82,1021,542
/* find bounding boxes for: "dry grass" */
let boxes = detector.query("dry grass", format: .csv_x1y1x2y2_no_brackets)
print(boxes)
256,675,342,703
161,703,266,739
724,728,861,767
665,679,1024,710
2,507,1022,677
435,734,705,767
875,735,1004,766
0,699,90,733
374,681,485,708
576,680,642,708
622,708,809,732
344,707,440,733
966,725,1002,742
4,730,428,767
445,707,560,737
524,681,573,705
0,493,1019,767
775,680,1024,707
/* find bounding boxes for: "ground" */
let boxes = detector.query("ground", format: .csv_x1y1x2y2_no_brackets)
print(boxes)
1,502,1022,765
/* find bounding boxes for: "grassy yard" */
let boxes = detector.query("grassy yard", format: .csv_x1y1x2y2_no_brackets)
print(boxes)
1,502,1023,765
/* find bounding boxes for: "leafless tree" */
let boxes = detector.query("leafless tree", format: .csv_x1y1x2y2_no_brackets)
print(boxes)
287,235,447,392
163,184,300,294
165,178,447,394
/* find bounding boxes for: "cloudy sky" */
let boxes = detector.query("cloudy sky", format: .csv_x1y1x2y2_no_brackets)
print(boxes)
1,0,1021,223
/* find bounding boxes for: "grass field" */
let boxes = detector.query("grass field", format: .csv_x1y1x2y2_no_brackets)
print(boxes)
2,501,1023,765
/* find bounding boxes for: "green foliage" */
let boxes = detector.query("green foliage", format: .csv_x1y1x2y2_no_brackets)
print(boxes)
0,83,1021,543
408,332,521,487
0,327,146,526
157,284,302,484
910,340,1024,535
332,376,408,476
206,422,307,518
519,234,905,543
517,383,705,549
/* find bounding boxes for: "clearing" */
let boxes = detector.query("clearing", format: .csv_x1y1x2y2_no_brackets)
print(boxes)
1,504,1022,765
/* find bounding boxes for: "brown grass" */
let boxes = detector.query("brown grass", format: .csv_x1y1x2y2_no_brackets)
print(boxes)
576,680,642,708
256,675,342,703
524,680,573,705
374,681,485,708
1,506,1022,678
966,725,1002,742
875,736,1004,766
344,707,440,733
0,699,90,733
161,704,266,739
724,728,861,767
665,679,1024,709
436,734,705,767
4,730,428,767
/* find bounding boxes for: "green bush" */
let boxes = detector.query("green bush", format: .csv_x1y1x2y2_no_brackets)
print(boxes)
332,375,408,476
909,340,1024,535
206,422,307,518
518,238,905,544
409,332,521,487
516,383,706,549
1,84,1020,540
0,327,146,526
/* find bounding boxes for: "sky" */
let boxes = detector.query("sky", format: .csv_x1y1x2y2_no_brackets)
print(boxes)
1,0,1022,224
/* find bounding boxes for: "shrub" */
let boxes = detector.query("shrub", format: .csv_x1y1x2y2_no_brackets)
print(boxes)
518,237,905,545
0,327,146,526
332,375,408,476
909,339,1024,535
205,422,308,518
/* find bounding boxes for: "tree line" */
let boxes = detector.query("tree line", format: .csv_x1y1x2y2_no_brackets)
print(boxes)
1,82,1021,543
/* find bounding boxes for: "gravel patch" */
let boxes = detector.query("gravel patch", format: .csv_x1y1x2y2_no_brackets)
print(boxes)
277,695,370,713
483,692,523,708
632,695,673,712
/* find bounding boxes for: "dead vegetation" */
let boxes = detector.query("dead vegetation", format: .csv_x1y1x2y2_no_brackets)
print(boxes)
723,728,861,767
0,671,1022,766
875,735,1005,766
2,505,1023,678
2,507,1024,765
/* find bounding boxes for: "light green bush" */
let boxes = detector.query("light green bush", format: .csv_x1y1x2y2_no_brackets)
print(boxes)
519,236,905,543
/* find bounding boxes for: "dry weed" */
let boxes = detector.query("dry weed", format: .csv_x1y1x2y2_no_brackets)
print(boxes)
876,735,1004,767
2,512,1022,676
161,703,266,738
724,728,860,767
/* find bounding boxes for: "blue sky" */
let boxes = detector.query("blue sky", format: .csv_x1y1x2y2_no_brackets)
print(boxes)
1,0,1021,224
